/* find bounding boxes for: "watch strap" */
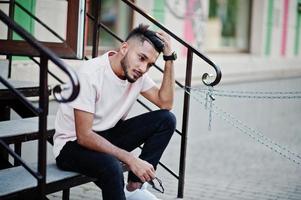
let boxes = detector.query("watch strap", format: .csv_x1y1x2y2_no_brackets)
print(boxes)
163,51,177,61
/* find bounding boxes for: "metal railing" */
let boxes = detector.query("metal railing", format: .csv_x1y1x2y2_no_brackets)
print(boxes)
87,0,222,198
0,9,80,199
0,0,222,198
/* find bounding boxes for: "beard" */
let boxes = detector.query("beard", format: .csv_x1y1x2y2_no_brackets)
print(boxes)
120,54,136,83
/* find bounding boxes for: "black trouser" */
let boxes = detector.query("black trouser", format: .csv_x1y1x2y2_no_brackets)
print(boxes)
56,109,176,200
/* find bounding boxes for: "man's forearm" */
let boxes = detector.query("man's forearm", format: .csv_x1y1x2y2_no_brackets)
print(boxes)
77,129,156,182
158,60,175,109
77,130,132,163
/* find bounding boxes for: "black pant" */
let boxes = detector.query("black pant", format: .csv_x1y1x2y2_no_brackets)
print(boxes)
56,109,176,200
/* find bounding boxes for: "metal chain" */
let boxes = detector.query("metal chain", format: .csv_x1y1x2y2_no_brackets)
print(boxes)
195,90,301,160
184,88,301,165
206,93,301,99
188,86,301,95
191,86,301,160
205,86,214,131
192,90,301,165
187,87,301,99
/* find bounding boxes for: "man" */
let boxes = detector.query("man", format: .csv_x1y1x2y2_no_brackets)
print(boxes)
53,24,177,200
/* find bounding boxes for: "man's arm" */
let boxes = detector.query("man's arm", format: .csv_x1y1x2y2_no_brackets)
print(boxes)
141,32,175,110
74,108,155,182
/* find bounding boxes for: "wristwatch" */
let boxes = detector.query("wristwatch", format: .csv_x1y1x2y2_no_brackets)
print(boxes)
163,51,177,61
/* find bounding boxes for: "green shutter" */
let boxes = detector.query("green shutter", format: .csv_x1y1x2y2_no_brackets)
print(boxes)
13,0,36,40
295,0,301,55
265,0,274,56
13,0,36,60
152,0,165,30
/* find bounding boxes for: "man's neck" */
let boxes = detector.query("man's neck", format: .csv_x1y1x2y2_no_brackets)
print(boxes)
108,51,125,80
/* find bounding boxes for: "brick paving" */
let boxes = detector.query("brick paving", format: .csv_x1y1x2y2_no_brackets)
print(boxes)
47,77,301,199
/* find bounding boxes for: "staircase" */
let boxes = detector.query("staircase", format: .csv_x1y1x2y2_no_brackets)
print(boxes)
0,116,97,199
0,5,82,199
0,0,222,199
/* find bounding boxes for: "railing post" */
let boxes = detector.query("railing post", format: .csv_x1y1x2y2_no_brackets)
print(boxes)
37,54,49,199
6,0,15,78
92,0,101,58
178,49,193,198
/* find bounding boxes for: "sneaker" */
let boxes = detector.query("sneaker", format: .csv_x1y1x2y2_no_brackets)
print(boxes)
124,182,162,200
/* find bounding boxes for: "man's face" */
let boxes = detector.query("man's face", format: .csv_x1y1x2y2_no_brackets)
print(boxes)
121,40,159,83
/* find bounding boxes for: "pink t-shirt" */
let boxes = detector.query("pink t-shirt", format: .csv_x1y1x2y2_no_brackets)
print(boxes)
53,51,156,158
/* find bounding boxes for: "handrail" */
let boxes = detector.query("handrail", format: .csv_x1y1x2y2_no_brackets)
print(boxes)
121,0,222,86
0,9,79,102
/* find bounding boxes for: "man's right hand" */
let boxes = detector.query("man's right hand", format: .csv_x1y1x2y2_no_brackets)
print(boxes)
74,109,156,183
127,156,156,182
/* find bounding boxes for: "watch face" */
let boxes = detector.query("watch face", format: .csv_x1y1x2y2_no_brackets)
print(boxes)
164,52,177,61
173,52,177,60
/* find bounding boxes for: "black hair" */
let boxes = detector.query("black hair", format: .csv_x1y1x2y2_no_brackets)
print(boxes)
125,24,164,53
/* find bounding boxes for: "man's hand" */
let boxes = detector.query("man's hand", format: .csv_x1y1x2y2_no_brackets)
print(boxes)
127,156,156,182
74,109,156,183
142,31,175,110
156,31,172,56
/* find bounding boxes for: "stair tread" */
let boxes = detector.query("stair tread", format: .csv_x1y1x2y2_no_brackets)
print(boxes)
0,59,8,77
0,79,51,100
0,115,56,139
0,163,88,196
0,80,39,91
0,115,97,198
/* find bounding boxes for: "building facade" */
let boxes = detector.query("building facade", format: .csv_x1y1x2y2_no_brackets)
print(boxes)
1,0,301,84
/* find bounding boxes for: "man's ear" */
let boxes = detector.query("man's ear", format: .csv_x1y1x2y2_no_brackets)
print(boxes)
120,42,129,56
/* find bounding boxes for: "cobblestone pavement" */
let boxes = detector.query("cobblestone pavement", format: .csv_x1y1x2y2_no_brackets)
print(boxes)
47,77,301,200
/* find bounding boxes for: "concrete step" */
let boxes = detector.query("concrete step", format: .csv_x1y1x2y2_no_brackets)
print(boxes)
0,115,96,199
0,115,56,143
0,163,95,199
0,79,52,100
0,59,8,78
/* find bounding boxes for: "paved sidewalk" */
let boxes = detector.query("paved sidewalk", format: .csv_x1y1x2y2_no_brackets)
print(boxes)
48,77,301,200
48,175,301,200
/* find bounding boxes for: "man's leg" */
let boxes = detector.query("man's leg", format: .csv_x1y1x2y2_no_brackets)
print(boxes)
56,141,126,200
100,109,176,184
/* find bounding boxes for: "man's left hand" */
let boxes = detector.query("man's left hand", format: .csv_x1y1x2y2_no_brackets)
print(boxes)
156,31,172,56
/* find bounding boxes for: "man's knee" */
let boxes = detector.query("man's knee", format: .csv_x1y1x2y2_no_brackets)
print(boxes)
102,156,124,177
158,109,177,131
87,155,123,183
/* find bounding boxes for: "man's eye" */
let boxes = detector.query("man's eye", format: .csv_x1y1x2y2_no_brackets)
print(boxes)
139,55,144,61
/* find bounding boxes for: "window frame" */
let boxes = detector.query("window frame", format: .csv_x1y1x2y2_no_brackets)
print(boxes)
0,0,84,59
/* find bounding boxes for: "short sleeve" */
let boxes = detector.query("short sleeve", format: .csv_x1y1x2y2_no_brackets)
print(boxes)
67,73,96,113
141,73,156,92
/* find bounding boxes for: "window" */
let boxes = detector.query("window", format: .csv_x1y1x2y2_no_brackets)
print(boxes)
0,0,85,59
85,0,132,56
205,0,251,52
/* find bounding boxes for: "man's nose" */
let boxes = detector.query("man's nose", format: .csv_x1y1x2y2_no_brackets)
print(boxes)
139,63,148,72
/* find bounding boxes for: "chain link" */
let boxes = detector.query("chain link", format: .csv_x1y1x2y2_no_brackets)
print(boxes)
183,87,301,166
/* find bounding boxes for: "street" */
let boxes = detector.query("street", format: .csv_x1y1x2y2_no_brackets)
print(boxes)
47,77,301,199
